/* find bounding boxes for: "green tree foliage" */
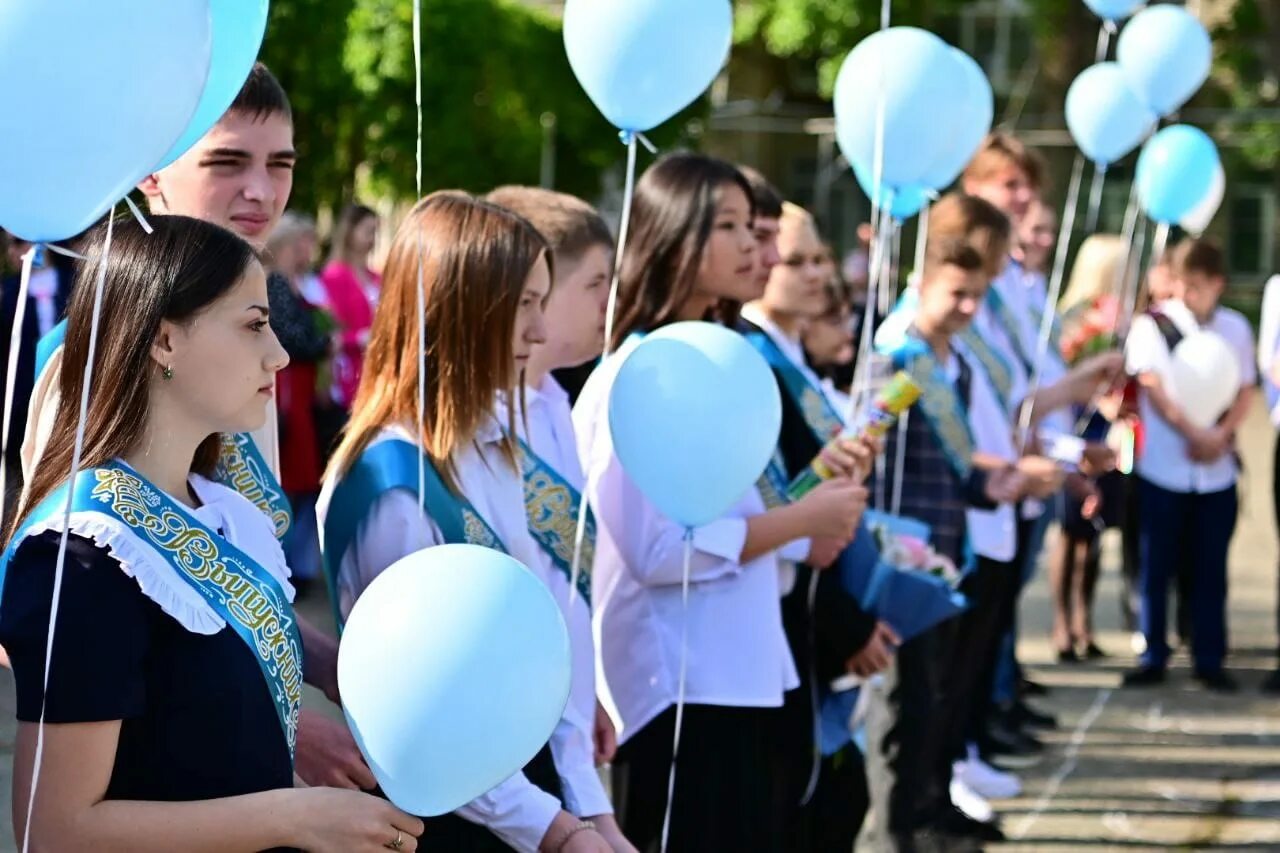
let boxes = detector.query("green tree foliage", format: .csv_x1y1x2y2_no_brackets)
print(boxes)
263,0,674,213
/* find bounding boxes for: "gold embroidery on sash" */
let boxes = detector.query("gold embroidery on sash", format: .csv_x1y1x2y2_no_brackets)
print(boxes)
216,434,291,538
90,468,302,749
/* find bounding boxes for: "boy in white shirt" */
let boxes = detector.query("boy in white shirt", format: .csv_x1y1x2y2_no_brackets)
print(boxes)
1123,239,1255,691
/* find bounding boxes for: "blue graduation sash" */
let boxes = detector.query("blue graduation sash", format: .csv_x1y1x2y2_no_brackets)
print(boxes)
957,328,1013,414
515,437,594,605
1,463,303,756
322,438,506,632
34,321,293,542
744,330,845,510
214,433,293,542
984,286,1034,375
887,339,975,481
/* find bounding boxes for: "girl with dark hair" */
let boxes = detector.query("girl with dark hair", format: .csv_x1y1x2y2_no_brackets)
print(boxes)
0,216,421,851
574,153,866,851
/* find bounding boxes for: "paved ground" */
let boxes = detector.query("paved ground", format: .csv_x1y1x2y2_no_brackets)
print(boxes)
0,403,1275,850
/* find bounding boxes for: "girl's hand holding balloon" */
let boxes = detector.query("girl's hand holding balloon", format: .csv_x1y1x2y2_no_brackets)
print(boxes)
286,787,423,853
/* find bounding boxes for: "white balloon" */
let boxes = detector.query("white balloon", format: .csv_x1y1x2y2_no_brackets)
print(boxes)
1179,162,1226,236
1169,331,1241,429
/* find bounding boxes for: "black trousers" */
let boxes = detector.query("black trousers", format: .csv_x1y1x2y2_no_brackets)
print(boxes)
613,704,784,853
783,742,869,853
864,625,951,844
417,745,562,852
927,556,1019,763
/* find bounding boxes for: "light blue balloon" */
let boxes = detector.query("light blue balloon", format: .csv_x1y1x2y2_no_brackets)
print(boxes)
834,27,969,190
853,160,929,221
1135,125,1221,225
1118,5,1212,116
1065,62,1157,165
609,322,781,528
339,545,571,817
563,0,731,133
155,0,270,171
0,0,211,242
919,48,994,190
1083,0,1144,22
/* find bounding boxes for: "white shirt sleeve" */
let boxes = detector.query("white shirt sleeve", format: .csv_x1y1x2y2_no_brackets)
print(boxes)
1258,276,1280,381
1230,313,1259,386
777,537,811,563
548,712,613,818
1124,314,1169,378
583,439,749,588
455,773,563,853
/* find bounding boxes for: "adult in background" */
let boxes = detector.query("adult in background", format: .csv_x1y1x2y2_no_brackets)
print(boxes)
320,203,381,410
265,212,334,588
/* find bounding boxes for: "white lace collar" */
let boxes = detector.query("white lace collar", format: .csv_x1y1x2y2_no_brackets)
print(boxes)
20,472,295,635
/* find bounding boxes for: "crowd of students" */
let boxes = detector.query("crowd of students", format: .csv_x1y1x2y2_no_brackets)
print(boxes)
0,60,1270,853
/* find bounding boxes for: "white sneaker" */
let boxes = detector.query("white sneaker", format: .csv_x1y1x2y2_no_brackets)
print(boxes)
1131,631,1147,655
954,755,1023,799
950,776,994,824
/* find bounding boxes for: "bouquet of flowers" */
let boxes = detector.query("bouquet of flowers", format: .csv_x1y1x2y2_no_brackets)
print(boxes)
868,514,962,589
821,511,969,756
1060,294,1121,365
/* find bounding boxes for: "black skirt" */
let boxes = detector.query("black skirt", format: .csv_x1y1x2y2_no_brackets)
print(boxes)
613,703,785,853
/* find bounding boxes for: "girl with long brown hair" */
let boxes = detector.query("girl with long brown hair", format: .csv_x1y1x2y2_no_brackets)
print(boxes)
572,154,867,851
318,191,616,853
0,215,421,851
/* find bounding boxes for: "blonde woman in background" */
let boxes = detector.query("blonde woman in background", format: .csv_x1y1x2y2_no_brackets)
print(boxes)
1051,234,1132,662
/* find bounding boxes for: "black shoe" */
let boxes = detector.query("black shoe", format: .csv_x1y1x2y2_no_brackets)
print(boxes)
1083,642,1108,660
1263,668,1280,694
1057,647,1080,663
1010,699,1057,730
981,720,1044,769
1193,669,1238,692
1122,665,1166,687
935,805,1006,842
1020,676,1050,697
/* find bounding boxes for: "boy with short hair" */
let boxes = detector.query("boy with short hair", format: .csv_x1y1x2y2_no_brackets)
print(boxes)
1124,238,1255,692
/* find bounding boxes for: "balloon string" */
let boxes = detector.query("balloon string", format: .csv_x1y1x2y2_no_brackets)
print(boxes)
798,566,822,806
123,196,154,235
891,408,910,517
22,210,115,853
1073,181,1143,433
1095,24,1113,63
601,134,639,362
416,230,426,521
0,248,36,530
412,0,423,197
575,132,639,610
1085,162,1107,232
848,216,893,427
912,198,931,284
659,530,694,853
1019,153,1084,449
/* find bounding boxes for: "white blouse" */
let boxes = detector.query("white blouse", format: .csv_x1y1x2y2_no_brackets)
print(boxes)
500,376,613,818
315,420,567,851
948,347,1019,563
573,338,800,745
